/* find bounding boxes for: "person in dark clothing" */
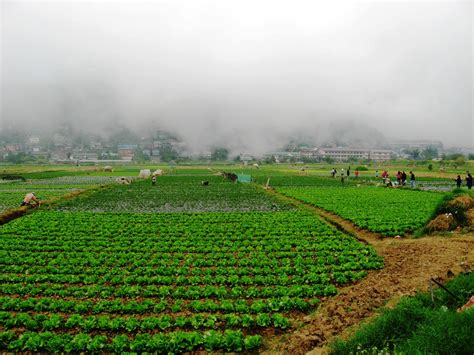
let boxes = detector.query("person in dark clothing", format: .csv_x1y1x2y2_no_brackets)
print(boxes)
401,171,407,186
455,175,462,188
409,171,416,188
466,173,473,190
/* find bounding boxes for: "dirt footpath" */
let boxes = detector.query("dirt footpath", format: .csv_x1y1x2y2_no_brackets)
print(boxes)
263,191,474,354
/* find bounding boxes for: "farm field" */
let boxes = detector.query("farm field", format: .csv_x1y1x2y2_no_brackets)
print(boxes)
57,176,294,212
0,210,382,351
278,186,444,236
0,163,472,353
0,176,114,213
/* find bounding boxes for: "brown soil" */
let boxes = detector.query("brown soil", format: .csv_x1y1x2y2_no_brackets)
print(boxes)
466,208,474,226
426,214,456,232
447,195,474,209
262,189,474,355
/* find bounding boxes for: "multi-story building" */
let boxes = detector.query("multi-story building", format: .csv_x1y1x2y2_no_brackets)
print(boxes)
300,148,395,162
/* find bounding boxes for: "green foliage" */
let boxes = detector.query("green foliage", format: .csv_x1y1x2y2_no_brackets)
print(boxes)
0,165,390,353
57,176,292,212
422,146,439,160
210,147,229,161
279,186,443,236
330,273,474,354
0,206,383,352
404,148,421,160
159,144,178,162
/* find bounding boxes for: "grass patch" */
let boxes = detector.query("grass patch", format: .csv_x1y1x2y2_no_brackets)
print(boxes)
329,272,474,354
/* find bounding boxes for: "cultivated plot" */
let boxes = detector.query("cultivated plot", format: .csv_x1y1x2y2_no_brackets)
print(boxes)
0,210,382,352
278,186,444,236
57,176,293,213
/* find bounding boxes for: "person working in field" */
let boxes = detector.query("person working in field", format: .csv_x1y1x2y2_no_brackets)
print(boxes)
20,192,40,207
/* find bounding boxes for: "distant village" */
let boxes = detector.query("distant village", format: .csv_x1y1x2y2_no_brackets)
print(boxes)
0,125,471,165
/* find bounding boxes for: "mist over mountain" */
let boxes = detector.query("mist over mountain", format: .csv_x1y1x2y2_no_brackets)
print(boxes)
1,1,472,152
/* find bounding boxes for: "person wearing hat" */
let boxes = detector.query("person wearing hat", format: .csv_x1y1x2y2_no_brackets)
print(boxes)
20,192,40,207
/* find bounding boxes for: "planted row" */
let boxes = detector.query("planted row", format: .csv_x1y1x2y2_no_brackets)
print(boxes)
0,296,318,314
0,311,290,332
0,330,262,353
0,281,340,299
0,268,366,286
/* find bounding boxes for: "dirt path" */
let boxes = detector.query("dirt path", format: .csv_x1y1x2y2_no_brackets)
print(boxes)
262,189,474,355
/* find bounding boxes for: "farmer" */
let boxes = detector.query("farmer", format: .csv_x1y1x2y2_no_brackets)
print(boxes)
401,171,407,185
20,192,40,207
151,176,157,186
355,170,359,178
396,171,402,185
466,173,473,190
340,171,345,185
409,171,416,188
455,175,462,188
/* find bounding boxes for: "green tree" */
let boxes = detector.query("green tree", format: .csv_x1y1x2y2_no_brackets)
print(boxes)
5,152,36,164
404,148,421,160
210,147,229,161
422,146,439,160
159,145,178,162
323,156,335,164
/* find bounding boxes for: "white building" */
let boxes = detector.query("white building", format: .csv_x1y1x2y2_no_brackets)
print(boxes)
301,148,395,162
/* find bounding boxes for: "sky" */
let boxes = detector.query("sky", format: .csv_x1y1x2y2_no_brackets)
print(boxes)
1,0,473,153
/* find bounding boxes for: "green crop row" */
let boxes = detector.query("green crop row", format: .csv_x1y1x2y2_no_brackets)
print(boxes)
0,296,317,314
0,330,262,353
0,281,340,299
0,311,290,332
0,259,379,277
